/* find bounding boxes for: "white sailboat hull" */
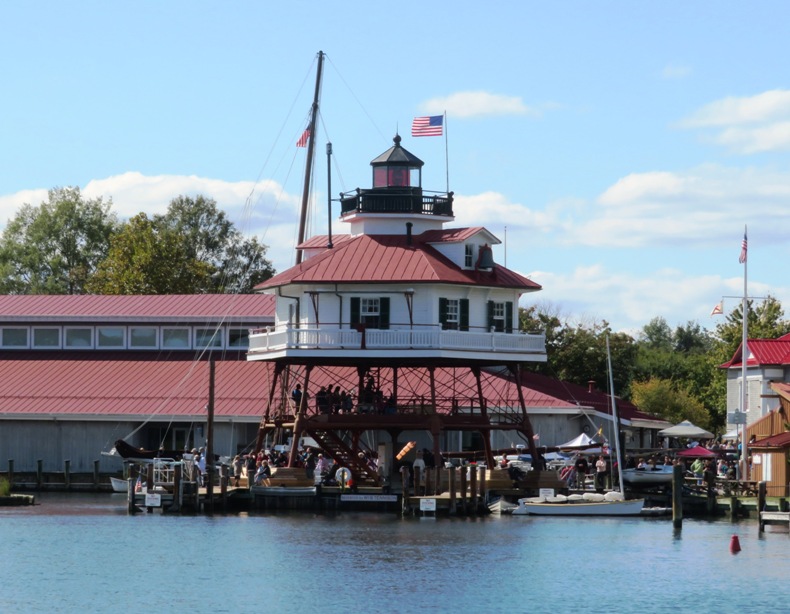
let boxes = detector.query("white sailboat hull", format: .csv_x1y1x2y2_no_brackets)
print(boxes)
110,477,128,493
512,497,645,516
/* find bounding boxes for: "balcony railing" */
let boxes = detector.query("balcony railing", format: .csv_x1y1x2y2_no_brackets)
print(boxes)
248,324,545,355
340,188,454,217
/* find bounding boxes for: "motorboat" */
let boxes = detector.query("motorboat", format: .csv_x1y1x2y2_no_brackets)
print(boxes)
511,492,645,516
622,465,674,486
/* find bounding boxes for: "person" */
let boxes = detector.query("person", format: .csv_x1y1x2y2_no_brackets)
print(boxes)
574,454,589,490
232,454,243,487
245,453,257,484
291,384,303,411
412,451,426,489
303,448,317,480
315,453,331,481
197,448,206,486
254,459,272,486
595,455,607,492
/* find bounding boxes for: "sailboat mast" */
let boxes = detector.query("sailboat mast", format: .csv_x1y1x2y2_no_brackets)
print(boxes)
740,226,749,479
296,50,325,265
606,335,626,494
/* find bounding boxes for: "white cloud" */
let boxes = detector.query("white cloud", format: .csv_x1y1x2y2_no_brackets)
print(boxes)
565,165,790,248
680,90,790,154
420,91,540,119
682,90,790,127
452,191,558,231
524,265,786,333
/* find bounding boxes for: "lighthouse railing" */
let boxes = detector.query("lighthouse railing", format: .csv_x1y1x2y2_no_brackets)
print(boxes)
248,324,545,354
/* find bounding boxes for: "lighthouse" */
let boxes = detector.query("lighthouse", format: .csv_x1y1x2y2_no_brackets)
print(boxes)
247,135,546,484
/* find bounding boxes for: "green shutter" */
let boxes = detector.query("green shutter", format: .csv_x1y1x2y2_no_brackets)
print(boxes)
487,301,495,331
505,301,514,333
379,297,390,330
460,299,469,331
350,297,360,328
439,297,448,329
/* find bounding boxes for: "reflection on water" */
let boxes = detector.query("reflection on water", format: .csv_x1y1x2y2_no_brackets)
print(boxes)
1,494,788,613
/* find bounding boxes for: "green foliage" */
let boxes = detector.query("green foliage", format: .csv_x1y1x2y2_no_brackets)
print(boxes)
154,195,275,293
630,378,711,430
86,213,215,294
0,187,118,294
713,296,790,357
0,477,9,496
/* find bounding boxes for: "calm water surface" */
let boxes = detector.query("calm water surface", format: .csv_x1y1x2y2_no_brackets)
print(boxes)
1,493,788,613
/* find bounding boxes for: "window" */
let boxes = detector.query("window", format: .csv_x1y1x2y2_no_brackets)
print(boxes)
228,328,249,348
65,327,92,348
487,301,513,333
33,328,60,348
195,327,223,348
129,327,157,348
464,244,474,268
97,326,125,348
439,298,469,331
2,327,28,347
350,297,390,330
162,328,190,349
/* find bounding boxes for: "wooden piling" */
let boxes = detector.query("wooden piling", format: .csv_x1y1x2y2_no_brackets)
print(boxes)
401,466,411,516
64,460,71,490
478,465,487,507
171,464,182,513
93,460,100,488
459,467,468,515
414,466,423,496
127,465,138,515
448,467,457,514
729,496,739,522
7,460,13,488
469,466,478,514
672,462,683,529
758,481,767,532
36,459,43,489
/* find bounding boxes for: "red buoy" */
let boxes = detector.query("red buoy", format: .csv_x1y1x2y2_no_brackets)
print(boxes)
730,534,741,554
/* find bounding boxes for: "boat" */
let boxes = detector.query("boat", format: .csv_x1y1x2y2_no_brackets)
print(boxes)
110,476,128,493
488,496,518,514
512,492,645,516
511,336,644,516
622,465,674,486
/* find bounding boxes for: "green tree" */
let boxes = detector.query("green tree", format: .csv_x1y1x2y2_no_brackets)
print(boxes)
86,213,213,294
639,316,673,351
0,187,118,294
154,195,275,293
714,296,790,356
630,378,711,430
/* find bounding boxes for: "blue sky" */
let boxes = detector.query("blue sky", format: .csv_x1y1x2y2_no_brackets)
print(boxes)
1,1,788,334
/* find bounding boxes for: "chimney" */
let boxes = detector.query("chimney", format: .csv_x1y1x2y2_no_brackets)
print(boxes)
587,380,596,393
406,222,413,246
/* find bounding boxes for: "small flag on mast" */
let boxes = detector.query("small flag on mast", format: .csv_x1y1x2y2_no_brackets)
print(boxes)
411,115,443,137
738,231,748,264
710,302,723,316
296,127,311,147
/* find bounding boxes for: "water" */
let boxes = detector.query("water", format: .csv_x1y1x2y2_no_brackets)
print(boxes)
1,493,788,613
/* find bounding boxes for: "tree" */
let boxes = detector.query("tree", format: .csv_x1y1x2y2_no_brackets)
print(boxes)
154,195,275,293
0,187,118,294
630,378,711,430
714,296,790,356
639,317,673,351
86,214,214,294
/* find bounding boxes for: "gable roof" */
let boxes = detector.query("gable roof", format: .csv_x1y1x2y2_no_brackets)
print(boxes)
720,337,790,369
256,233,540,291
0,294,275,323
750,431,790,449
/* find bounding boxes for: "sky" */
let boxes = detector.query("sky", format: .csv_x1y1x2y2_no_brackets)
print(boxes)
1,1,789,335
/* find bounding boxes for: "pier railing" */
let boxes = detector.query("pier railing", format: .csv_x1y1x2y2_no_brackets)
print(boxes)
248,324,545,355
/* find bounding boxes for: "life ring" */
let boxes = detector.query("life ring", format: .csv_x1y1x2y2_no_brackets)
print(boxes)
335,467,352,484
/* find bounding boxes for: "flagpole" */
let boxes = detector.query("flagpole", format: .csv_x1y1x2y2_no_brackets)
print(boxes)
443,111,449,194
740,225,749,480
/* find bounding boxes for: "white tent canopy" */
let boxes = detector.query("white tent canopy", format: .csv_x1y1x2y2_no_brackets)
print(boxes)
658,420,714,440
557,433,606,453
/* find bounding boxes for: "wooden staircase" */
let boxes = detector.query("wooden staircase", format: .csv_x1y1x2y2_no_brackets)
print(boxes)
306,429,379,485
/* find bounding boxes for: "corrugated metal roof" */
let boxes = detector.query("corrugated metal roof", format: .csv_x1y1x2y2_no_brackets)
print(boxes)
0,294,275,322
256,234,541,291
0,357,579,419
750,431,790,448
720,338,790,368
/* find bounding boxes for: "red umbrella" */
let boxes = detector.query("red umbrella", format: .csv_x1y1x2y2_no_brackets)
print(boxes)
675,446,717,458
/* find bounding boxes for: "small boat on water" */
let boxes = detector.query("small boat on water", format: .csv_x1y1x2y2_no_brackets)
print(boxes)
622,465,674,486
512,492,644,516
110,477,128,493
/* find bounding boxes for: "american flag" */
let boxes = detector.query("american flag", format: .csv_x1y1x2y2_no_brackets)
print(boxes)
296,127,311,148
738,231,748,264
411,115,443,137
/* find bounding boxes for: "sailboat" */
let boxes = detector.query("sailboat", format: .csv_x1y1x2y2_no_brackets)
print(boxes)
512,336,645,516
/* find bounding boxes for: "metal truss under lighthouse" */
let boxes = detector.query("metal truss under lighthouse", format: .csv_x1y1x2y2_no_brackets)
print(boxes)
247,132,547,486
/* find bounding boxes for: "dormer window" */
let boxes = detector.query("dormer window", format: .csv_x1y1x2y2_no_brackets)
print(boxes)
464,244,474,268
